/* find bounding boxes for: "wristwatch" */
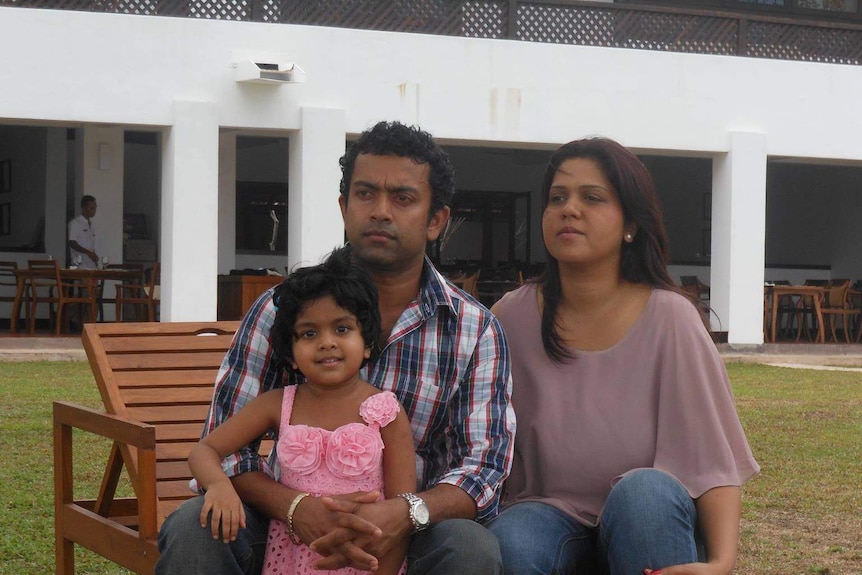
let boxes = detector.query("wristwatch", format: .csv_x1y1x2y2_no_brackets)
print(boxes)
397,492,430,532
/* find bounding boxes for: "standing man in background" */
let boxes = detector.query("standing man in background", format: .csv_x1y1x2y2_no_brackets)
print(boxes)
68,195,99,268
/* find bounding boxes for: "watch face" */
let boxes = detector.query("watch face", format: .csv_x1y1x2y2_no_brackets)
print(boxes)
414,502,430,525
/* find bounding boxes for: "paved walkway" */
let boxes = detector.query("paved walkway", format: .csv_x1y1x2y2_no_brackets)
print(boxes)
2,337,862,369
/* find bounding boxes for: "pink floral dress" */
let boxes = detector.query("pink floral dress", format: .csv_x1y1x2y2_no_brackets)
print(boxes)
262,386,407,575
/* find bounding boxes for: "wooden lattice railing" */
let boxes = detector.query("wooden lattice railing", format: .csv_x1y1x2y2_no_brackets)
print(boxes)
3,0,862,65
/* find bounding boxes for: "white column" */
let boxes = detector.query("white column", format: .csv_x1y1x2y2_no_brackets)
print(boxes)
288,107,346,269
710,132,767,345
81,126,124,267
161,100,219,321
217,132,237,274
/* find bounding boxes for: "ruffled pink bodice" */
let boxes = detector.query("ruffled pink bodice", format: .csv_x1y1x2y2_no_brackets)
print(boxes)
263,387,405,575
277,387,399,494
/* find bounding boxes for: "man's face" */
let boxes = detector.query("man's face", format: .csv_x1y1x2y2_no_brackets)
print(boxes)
82,201,97,219
340,154,449,274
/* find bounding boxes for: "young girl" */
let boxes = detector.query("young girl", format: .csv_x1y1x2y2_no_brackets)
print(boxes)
189,247,415,575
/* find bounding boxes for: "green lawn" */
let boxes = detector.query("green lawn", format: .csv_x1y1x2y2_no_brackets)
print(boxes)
0,361,860,574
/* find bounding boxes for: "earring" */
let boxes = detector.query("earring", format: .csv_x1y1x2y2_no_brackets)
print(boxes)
625,233,633,242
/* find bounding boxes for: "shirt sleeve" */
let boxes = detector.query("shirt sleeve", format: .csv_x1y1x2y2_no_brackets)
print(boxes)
435,312,516,522
189,287,286,492
653,294,760,498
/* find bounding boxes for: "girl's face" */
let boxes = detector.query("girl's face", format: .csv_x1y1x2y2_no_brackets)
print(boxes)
291,295,371,389
542,157,634,269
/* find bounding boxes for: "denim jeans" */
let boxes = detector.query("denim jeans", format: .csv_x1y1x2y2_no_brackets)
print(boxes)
489,469,703,575
156,496,502,575
155,495,269,575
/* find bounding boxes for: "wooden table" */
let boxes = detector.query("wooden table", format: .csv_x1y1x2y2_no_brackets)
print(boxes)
11,267,142,334
764,284,825,343
217,274,283,320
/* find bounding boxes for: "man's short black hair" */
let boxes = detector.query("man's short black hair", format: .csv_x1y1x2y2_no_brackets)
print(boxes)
339,121,455,215
270,246,381,377
81,195,96,208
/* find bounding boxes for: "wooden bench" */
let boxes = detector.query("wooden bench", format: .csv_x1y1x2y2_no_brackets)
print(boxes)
53,320,267,574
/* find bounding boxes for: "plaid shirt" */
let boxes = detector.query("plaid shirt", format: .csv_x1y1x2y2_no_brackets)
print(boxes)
197,259,515,521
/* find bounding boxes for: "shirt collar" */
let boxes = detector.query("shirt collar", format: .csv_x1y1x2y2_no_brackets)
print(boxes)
417,256,458,318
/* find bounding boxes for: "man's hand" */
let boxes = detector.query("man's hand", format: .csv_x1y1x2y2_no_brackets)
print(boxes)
291,491,384,570
310,496,412,571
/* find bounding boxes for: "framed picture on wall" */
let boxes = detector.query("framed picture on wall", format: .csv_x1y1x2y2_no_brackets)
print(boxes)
0,203,10,235
703,192,712,220
0,161,10,194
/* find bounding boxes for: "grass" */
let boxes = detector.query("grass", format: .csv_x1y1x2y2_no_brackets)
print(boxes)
0,361,860,574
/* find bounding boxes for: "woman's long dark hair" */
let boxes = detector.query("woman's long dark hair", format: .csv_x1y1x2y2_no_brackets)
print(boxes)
537,137,681,362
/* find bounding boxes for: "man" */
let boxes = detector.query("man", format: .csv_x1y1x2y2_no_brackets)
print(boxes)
68,195,99,269
156,121,515,574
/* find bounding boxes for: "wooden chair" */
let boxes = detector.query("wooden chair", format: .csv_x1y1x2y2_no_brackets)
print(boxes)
819,280,860,343
680,275,710,301
115,263,160,322
460,269,480,298
28,259,98,334
98,263,144,321
0,260,27,331
53,321,274,574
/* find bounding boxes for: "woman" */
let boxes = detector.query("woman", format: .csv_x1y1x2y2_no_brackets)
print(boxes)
489,138,759,575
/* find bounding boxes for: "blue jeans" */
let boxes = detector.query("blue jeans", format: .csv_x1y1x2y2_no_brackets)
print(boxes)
156,495,501,575
489,469,703,575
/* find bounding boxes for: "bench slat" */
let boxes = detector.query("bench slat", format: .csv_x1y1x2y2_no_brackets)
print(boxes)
116,369,220,388
155,423,205,442
101,334,236,354
127,404,209,424
108,352,228,371
123,387,217,406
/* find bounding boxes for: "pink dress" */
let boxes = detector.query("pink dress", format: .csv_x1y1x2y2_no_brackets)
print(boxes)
262,386,407,575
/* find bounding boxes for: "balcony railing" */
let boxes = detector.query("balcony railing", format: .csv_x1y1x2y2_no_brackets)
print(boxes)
3,0,862,65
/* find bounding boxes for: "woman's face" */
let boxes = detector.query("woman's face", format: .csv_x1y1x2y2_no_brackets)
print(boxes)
541,157,633,269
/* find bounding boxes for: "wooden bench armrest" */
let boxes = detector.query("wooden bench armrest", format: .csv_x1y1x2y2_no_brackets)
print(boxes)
53,400,156,448
53,400,159,542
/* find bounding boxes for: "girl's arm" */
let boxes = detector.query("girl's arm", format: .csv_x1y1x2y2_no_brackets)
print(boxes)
188,388,283,543
376,405,417,575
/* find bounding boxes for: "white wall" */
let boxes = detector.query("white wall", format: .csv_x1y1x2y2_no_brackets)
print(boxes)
2,7,862,341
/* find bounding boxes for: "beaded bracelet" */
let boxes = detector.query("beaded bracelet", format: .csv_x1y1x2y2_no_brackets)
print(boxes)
287,492,311,545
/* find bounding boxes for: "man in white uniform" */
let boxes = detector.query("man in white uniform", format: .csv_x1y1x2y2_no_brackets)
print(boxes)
68,195,99,269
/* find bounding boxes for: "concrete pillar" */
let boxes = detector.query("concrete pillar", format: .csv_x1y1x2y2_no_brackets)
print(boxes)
218,132,237,275
710,131,767,345
288,107,346,269
161,100,219,321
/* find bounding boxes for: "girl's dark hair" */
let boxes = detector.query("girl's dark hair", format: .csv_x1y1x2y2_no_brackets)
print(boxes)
270,246,381,376
537,137,681,362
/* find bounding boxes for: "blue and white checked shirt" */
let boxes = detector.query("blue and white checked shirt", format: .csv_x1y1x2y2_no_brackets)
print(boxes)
197,258,515,521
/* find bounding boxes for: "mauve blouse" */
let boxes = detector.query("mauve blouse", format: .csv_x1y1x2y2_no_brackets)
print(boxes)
495,284,759,527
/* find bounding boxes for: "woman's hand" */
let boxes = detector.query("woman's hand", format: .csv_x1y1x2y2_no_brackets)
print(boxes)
199,479,246,543
645,562,732,575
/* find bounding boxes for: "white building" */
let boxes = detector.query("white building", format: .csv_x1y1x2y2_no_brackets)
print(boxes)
1,1,861,344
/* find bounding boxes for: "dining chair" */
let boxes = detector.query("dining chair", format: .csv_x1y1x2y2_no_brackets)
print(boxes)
27,259,98,335
98,263,144,321
819,279,860,343
115,262,160,322
680,276,710,301
0,261,26,331
460,269,480,299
